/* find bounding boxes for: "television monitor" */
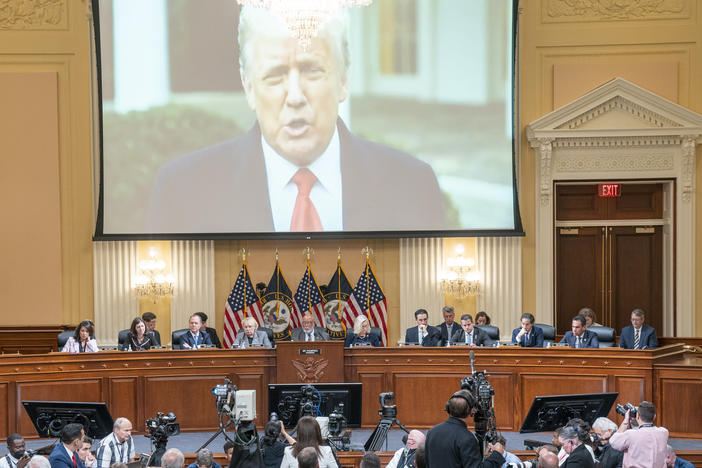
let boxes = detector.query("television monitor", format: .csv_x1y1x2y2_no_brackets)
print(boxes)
520,392,618,433
268,382,362,429
91,0,522,239
22,400,115,439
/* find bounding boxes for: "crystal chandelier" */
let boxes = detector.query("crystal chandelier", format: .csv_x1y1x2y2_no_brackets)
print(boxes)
440,246,481,299
134,248,175,303
237,0,373,50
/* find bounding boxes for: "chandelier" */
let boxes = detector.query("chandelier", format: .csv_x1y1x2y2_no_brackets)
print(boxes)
134,248,175,303
440,246,481,299
237,0,373,50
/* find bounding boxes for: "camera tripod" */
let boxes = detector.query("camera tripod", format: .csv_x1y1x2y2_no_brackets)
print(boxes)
196,409,235,452
364,410,409,452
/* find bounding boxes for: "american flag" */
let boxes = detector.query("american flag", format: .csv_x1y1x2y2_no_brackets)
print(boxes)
294,264,326,327
223,263,263,349
343,260,388,346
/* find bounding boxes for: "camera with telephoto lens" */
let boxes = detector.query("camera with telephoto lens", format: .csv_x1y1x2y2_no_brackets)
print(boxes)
145,412,180,440
615,403,637,419
461,367,498,448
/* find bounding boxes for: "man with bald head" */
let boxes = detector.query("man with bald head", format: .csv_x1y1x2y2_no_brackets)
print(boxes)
96,418,134,468
386,430,425,468
538,451,558,468
147,5,445,233
161,449,184,468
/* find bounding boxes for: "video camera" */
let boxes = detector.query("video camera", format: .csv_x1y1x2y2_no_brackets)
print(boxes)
462,350,498,453
211,379,257,422
145,412,180,440
327,403,351,452
378,392,397,419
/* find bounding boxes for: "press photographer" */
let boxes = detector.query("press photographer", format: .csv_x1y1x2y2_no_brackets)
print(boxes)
261,413,296,468
609,401,668,468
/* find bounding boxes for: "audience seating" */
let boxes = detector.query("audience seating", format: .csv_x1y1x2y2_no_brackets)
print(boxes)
588,325,617,347
534,323,556,346
476,325,500,346
57,331,73,350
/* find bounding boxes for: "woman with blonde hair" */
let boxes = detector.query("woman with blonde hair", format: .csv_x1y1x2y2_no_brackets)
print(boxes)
234,317,272,348
343,315,380,347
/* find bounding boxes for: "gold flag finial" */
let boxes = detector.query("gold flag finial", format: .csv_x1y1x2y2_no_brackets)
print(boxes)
302,247,314,262
361,246,373,260
238,247,250,263
274,248,279,262
337,247,342,263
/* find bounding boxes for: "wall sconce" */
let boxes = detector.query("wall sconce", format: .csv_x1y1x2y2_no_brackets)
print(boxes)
134,248,175,303
440,245,481,298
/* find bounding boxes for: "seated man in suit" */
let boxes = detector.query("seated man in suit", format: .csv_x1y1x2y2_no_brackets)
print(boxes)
451,314,490,347
560,315,599,348
511,313,544,347
235,317,272,348
404,309,441,347
292,312,330,342
619,308,658,349
193,312,222,348
436,306,461,345
181,314,213,350
141,312,161,346
49,423,85,468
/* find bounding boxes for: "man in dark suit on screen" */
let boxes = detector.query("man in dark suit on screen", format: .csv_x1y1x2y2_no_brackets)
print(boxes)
405,309,441,347
49,424,85,468
619,308,658,349
147,6,446,234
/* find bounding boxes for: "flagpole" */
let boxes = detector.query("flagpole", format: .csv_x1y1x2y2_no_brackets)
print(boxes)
240,248,249,318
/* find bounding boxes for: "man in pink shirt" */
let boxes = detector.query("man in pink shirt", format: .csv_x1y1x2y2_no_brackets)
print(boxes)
609,401,668,468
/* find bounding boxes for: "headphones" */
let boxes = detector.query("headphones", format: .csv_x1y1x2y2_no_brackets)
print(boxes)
445,390,474,417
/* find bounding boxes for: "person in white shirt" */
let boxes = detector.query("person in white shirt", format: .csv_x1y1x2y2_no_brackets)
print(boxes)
0,434,29,468
386,430,425,468
95,418,135,468
280,417,338,468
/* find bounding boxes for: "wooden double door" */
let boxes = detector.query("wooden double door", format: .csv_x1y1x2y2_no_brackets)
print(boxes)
556,225,663,334
554,182,666,335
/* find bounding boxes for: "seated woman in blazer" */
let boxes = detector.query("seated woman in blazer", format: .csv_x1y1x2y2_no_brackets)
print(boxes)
126,317,156,351
344,315,381,347
62,320,99,353
235,317,272,348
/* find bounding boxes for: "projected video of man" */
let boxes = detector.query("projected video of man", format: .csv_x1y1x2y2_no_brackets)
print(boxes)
146,6,446,233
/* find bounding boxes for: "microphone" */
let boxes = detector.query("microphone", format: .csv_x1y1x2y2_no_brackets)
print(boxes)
469,350,476,375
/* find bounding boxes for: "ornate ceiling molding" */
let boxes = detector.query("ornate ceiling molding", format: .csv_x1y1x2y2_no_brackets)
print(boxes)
546,0,688,21
0,0,66,30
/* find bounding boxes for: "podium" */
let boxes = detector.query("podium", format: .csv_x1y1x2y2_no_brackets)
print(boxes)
275,341,344,383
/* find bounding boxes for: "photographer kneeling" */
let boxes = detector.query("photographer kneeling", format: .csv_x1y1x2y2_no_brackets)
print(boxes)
609,401,668,468
591,417,623,468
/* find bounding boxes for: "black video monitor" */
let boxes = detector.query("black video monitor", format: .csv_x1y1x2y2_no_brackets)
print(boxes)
268,383,362,429
520,392,618,433
22,400,114,439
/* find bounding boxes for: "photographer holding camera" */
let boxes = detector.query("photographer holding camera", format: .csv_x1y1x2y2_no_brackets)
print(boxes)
609,402,668,468
425,390,505,468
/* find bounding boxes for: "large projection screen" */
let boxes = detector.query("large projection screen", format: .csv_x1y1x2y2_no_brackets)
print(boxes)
93,0,522,239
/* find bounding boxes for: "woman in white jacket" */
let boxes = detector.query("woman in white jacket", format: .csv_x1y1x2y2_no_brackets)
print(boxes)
280,416,338,468
62,320,99,353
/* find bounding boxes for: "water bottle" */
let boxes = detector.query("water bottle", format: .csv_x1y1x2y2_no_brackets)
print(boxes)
128,344,132,351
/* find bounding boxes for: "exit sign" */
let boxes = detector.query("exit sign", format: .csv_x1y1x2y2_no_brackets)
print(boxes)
598,183,621,197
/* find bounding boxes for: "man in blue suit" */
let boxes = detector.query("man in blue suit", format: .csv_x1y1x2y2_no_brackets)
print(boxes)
619,309,658,349
511,313,544,347
405,309,441,347
49,424,85,468
181,314,213,350
560,315,599,348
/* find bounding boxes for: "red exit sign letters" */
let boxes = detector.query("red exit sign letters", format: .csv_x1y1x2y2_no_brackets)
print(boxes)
598,183,621,198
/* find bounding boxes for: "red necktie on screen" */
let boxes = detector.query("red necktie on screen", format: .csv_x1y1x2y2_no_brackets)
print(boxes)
290,169,322,231
72,453,78,468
